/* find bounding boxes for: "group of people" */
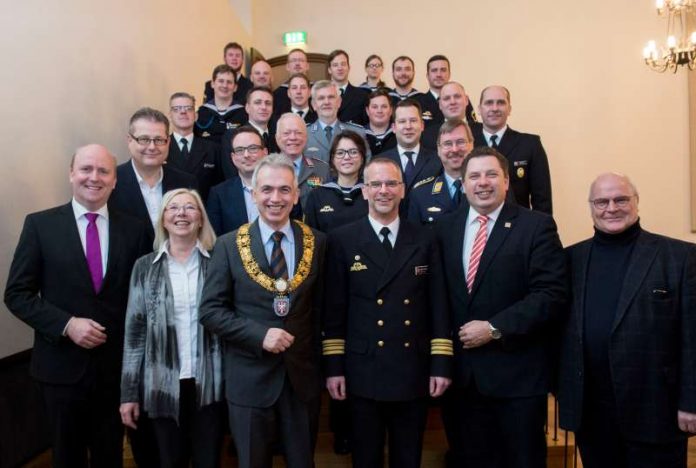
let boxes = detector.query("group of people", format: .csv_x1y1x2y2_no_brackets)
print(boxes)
3,40,696,468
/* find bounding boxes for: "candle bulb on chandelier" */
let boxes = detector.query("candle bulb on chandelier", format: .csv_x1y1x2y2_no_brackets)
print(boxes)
668,35,677,48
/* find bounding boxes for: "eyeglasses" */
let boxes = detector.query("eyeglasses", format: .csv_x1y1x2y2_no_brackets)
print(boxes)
130,134,169,146
365,180,403,190
334,148,362,159
367,63,383,69
165,204,199,213
589,196,635,210
171,105,194,113
232,144,263,156
439,139,470,150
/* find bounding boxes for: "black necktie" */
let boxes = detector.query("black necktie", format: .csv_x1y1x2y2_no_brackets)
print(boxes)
380,227,392,254
490,134,499,149
404,151,416,185
262,132,271,150
325,125,333,144
452,179,463,206
297,110,304,118
270,232,288,280
340,88,345,97
181,137,189,156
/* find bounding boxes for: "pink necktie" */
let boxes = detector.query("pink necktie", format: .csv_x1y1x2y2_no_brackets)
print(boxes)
85,213,103,293
466,215,488,293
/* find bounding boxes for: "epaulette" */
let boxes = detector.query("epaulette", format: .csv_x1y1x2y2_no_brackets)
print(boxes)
412,176,435,189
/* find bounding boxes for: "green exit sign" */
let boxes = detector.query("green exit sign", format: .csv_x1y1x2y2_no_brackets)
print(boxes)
283,31,307,46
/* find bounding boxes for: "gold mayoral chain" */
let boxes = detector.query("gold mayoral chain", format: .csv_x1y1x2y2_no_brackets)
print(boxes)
236,221,315,296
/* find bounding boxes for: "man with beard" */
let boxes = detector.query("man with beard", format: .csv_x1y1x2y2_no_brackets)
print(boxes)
388,56,419,104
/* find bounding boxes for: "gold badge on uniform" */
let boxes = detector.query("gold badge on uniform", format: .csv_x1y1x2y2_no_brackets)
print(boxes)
319,205,334,213
432,181,443,194
350,261,368,272
201,131,211,138
516,167,525,179
427,206,442,212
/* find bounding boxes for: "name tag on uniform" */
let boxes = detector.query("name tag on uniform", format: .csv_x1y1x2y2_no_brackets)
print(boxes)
204,163,215,168
415,265,428,275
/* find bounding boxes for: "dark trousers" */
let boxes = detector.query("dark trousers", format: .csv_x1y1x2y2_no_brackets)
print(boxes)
127,414,159,468
151,379,224,468
577,400,687,468
442,384,547,468
349,394,428,468
227,379,320,468
329,397,351,439
41,371,122,468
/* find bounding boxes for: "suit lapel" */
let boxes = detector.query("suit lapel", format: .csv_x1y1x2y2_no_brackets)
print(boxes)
297,156,314,186
122,163,152,223
310,124,330,153
446,205,469,304
101,210,123,291
185,138,206,172
249,220,271,275
611,232,660,332
59,204,96,292
377,222,419,291
231,177,248,225
357,219,389,275
291,221,303,271
498,127,520,155
572,241,592,334
469,203,517,298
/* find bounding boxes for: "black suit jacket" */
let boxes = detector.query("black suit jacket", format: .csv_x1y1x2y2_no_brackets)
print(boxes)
206,176,249,236
199,220,326,407
557,230,696,443
435,203,566,397
323,218,451,401
4,204,148,384
472,123,552,214
338,83,369,126
416,92,477,131
167,135,224,201
109,162,198,243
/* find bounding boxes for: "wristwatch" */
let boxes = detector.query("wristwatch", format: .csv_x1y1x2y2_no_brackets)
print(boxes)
488,322,502,340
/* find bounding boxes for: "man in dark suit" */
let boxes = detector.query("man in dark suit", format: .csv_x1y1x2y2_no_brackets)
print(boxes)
4,144,148,468
327,49,369,125
472,85,552,214
272,48,311,117
435,146,566,468
274,73,317,125
305,80,370,164
421,81,477,150
207,126,269,235
377,99,442,217
109,107,198,245
557,173,696,468
200,153,326,468
203,42,252,104
323,157,452,468
416,56,476,129
408,119,472,225
167,92,225,201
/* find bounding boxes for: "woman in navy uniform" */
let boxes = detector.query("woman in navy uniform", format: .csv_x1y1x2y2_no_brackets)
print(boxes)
304,130,369,234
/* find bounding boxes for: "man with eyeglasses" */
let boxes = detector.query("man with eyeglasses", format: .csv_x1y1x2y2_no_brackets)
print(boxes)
472,85,552,214
110,107,197,245
203,42,252,105
275,112,329,212
207,126,270,236
376,99,441,215
273,49,311,117
167,92,225,201
407,119,472,225
323,157,452,468
435,146,565,468
557,173,696,468
305,80,370,165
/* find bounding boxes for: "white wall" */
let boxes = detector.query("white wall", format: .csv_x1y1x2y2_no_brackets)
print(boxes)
252,0,694,246
0,0,250,358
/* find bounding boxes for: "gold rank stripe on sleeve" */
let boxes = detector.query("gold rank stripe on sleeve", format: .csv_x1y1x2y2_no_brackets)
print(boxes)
431,338,454,355
322,339,346,355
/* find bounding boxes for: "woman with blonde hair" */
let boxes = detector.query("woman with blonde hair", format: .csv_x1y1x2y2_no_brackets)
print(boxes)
120,188,223,468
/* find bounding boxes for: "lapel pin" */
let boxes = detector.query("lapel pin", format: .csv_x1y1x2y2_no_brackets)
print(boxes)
504,222,512,228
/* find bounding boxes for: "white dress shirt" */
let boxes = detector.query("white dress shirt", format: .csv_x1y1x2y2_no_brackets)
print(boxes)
482,126,508,147
368,215,400,247
242,181,259,222
71,198,109,277
462,203,504,275
173,132,194,152
397,144,421,172
131,160,163,228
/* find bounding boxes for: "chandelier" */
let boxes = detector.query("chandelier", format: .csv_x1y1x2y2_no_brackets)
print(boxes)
643,0,696,73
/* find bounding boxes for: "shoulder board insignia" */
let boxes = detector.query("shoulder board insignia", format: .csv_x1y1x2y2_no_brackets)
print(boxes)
412,176,435,189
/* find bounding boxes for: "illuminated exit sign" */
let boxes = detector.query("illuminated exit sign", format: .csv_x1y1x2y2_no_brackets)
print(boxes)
283,31,307,46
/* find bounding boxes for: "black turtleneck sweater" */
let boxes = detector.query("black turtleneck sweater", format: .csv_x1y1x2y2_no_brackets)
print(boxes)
583,221,642,403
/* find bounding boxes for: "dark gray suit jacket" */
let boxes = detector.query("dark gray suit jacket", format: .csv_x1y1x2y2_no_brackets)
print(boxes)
199,220,326,407
558,229,696,443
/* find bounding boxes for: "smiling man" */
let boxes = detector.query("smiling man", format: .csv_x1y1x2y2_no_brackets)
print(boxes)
5,144,149,468
388,56,419,103
200,153,326,468
203,42,252,104
435,146,566,468
323,157,452,468
327,49,369,125
557,173,696,468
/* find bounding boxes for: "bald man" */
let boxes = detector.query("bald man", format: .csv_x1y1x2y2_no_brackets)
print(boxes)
558,173,696,468
5,145,149,468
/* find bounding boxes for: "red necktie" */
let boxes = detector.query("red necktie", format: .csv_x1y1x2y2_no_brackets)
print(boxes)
466,215,488,293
